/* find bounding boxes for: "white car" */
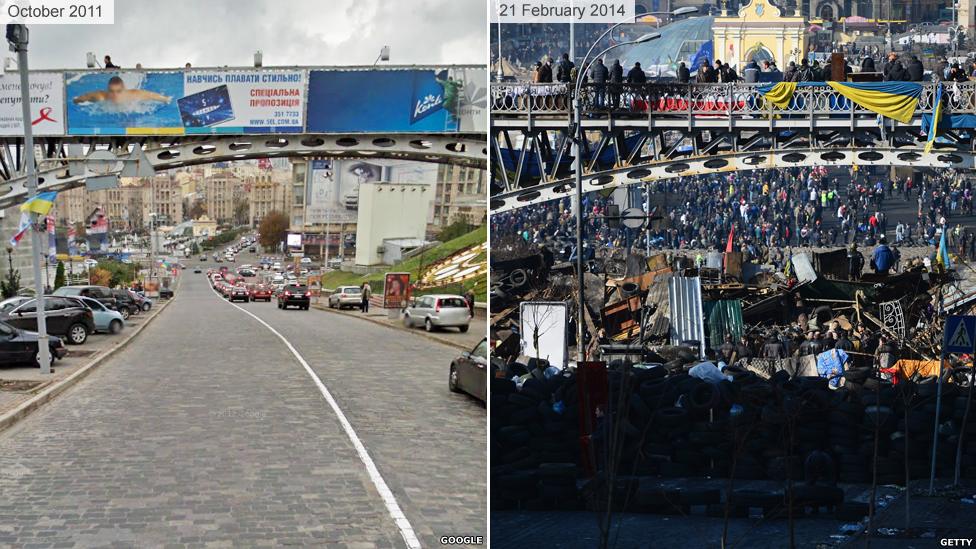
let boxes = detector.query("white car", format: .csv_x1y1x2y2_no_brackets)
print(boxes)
300,257,312,265
272,262,282,271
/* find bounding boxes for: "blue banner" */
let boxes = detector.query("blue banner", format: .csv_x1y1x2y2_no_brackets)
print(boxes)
306,69,462,133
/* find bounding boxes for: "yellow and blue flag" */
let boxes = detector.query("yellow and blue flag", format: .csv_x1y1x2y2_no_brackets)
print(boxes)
937,228,952,270
20,191,57,216
925,83,944,154
825,81,922,124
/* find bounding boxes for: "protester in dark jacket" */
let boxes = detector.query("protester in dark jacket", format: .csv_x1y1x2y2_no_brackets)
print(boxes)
882,53,906,81
677,62,690,83
538,60,553,83
627,62,646,84
906,55,924,81
556,53,574,83
861,56,876,72
590,58,609,107
743,60,760,83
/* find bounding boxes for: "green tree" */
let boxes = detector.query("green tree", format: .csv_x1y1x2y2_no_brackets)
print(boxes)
54,261,66,290
190,241,200,255
1,266,20,298
258,210,289,250
233,198,250,226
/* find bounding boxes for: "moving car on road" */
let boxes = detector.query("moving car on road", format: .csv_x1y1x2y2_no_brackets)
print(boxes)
402,294,472,332
277,284,310,310
328,286,362,309
0,296,95,345
79,296,125,334
449,338,488,402
0,320,67,368
248,283,273,302
228,285,250,302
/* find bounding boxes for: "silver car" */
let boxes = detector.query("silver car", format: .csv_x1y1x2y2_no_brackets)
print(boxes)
328,286,362,309
402,294,471,333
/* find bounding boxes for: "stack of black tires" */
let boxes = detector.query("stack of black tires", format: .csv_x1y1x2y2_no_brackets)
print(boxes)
491,355,976,516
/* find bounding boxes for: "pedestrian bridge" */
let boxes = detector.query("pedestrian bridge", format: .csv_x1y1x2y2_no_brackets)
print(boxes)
490,81,976,212
0,64,486,210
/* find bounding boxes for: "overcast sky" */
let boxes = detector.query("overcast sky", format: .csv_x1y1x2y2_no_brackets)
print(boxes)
24,0,486,69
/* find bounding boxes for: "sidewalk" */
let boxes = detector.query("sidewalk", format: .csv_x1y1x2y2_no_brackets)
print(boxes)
311,298,486,351
0,293,176,432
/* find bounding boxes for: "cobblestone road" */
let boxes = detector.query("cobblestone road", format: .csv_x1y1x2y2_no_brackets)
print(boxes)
0,271,486,548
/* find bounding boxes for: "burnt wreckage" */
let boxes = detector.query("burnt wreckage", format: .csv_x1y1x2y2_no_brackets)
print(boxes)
491,241,976,522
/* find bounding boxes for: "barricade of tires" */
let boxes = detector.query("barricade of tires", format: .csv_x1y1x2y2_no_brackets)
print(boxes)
491,354,976,518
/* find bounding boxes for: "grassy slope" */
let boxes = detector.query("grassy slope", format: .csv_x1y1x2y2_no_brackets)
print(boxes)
321,225,487,301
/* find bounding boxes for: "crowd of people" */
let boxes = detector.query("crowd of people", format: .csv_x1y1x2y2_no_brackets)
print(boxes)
491,167,976,271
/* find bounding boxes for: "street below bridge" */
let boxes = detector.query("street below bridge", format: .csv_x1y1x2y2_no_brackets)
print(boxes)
0,267,486,547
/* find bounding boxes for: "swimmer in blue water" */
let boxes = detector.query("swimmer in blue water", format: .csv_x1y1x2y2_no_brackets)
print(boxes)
72,76,171,105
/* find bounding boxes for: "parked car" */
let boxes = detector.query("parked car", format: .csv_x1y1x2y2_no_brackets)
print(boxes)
110,289,138,319
0,296,31,315
277,284,310,310
199,255,207,261
79,296,125,334
449,338,488,402
0,296,95,345
0,320,67,368
249,246,256,253
248,283,273,302
328,286,362,309
402,294,472,332
53,285,118,311
159,287,174,299
228,285,249,302
128,290,152,312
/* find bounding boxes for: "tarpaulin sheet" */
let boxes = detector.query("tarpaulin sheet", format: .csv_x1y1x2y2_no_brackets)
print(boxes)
893,358,941,379
816,349,848,388
704,299,744,349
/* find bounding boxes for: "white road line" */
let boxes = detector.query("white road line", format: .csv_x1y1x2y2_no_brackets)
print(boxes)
209,284,422,549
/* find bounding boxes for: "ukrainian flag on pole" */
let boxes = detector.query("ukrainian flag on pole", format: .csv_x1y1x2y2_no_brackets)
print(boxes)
9,191,57,247
20,191,57,216
937,227,952,270
925,83,944,154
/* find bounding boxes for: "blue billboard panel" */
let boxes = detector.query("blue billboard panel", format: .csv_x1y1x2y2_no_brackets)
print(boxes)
306,69,461,133
66,71,185,135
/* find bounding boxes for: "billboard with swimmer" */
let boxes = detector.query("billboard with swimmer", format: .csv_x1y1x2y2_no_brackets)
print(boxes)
65,69,305,135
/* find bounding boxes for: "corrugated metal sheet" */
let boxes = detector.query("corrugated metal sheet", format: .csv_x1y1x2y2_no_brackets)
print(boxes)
791,253,818,284
645,272,673,338
704,299,745,349
668,276,705,357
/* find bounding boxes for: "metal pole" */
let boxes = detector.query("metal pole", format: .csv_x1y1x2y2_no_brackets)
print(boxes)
930,348,946,494
13,30,51,374
574,96,585,364
644,182,651,257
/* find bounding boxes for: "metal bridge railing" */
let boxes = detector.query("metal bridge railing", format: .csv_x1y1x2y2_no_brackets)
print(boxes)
490,81,976,120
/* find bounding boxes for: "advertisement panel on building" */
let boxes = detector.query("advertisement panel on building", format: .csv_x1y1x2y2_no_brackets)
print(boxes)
306,159,438,226
0,72,64,136
306,67,483,133
66,69,305,135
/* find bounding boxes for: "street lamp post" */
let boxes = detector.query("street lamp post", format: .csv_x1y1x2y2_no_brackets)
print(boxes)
7,24,51,374
572,25,665,363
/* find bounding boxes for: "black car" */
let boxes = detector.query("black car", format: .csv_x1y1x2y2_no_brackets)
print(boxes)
0,296,96,345
159,287,174,299
228,285,249,302
277,284,310,310
0,320,67,368
53,285,118,311
449,338,488,402
110,289,138,319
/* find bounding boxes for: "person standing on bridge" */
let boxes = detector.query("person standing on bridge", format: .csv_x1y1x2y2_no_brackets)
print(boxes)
609,59,623,108
626,62,646,85
556,53,574,83
590,58,609,108
677,62,690,83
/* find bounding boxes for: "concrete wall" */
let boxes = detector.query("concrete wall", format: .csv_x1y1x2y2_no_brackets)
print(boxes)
355,183,432,266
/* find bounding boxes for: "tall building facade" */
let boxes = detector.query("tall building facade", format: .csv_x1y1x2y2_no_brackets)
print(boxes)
433,164,487,227
248,172,293,227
